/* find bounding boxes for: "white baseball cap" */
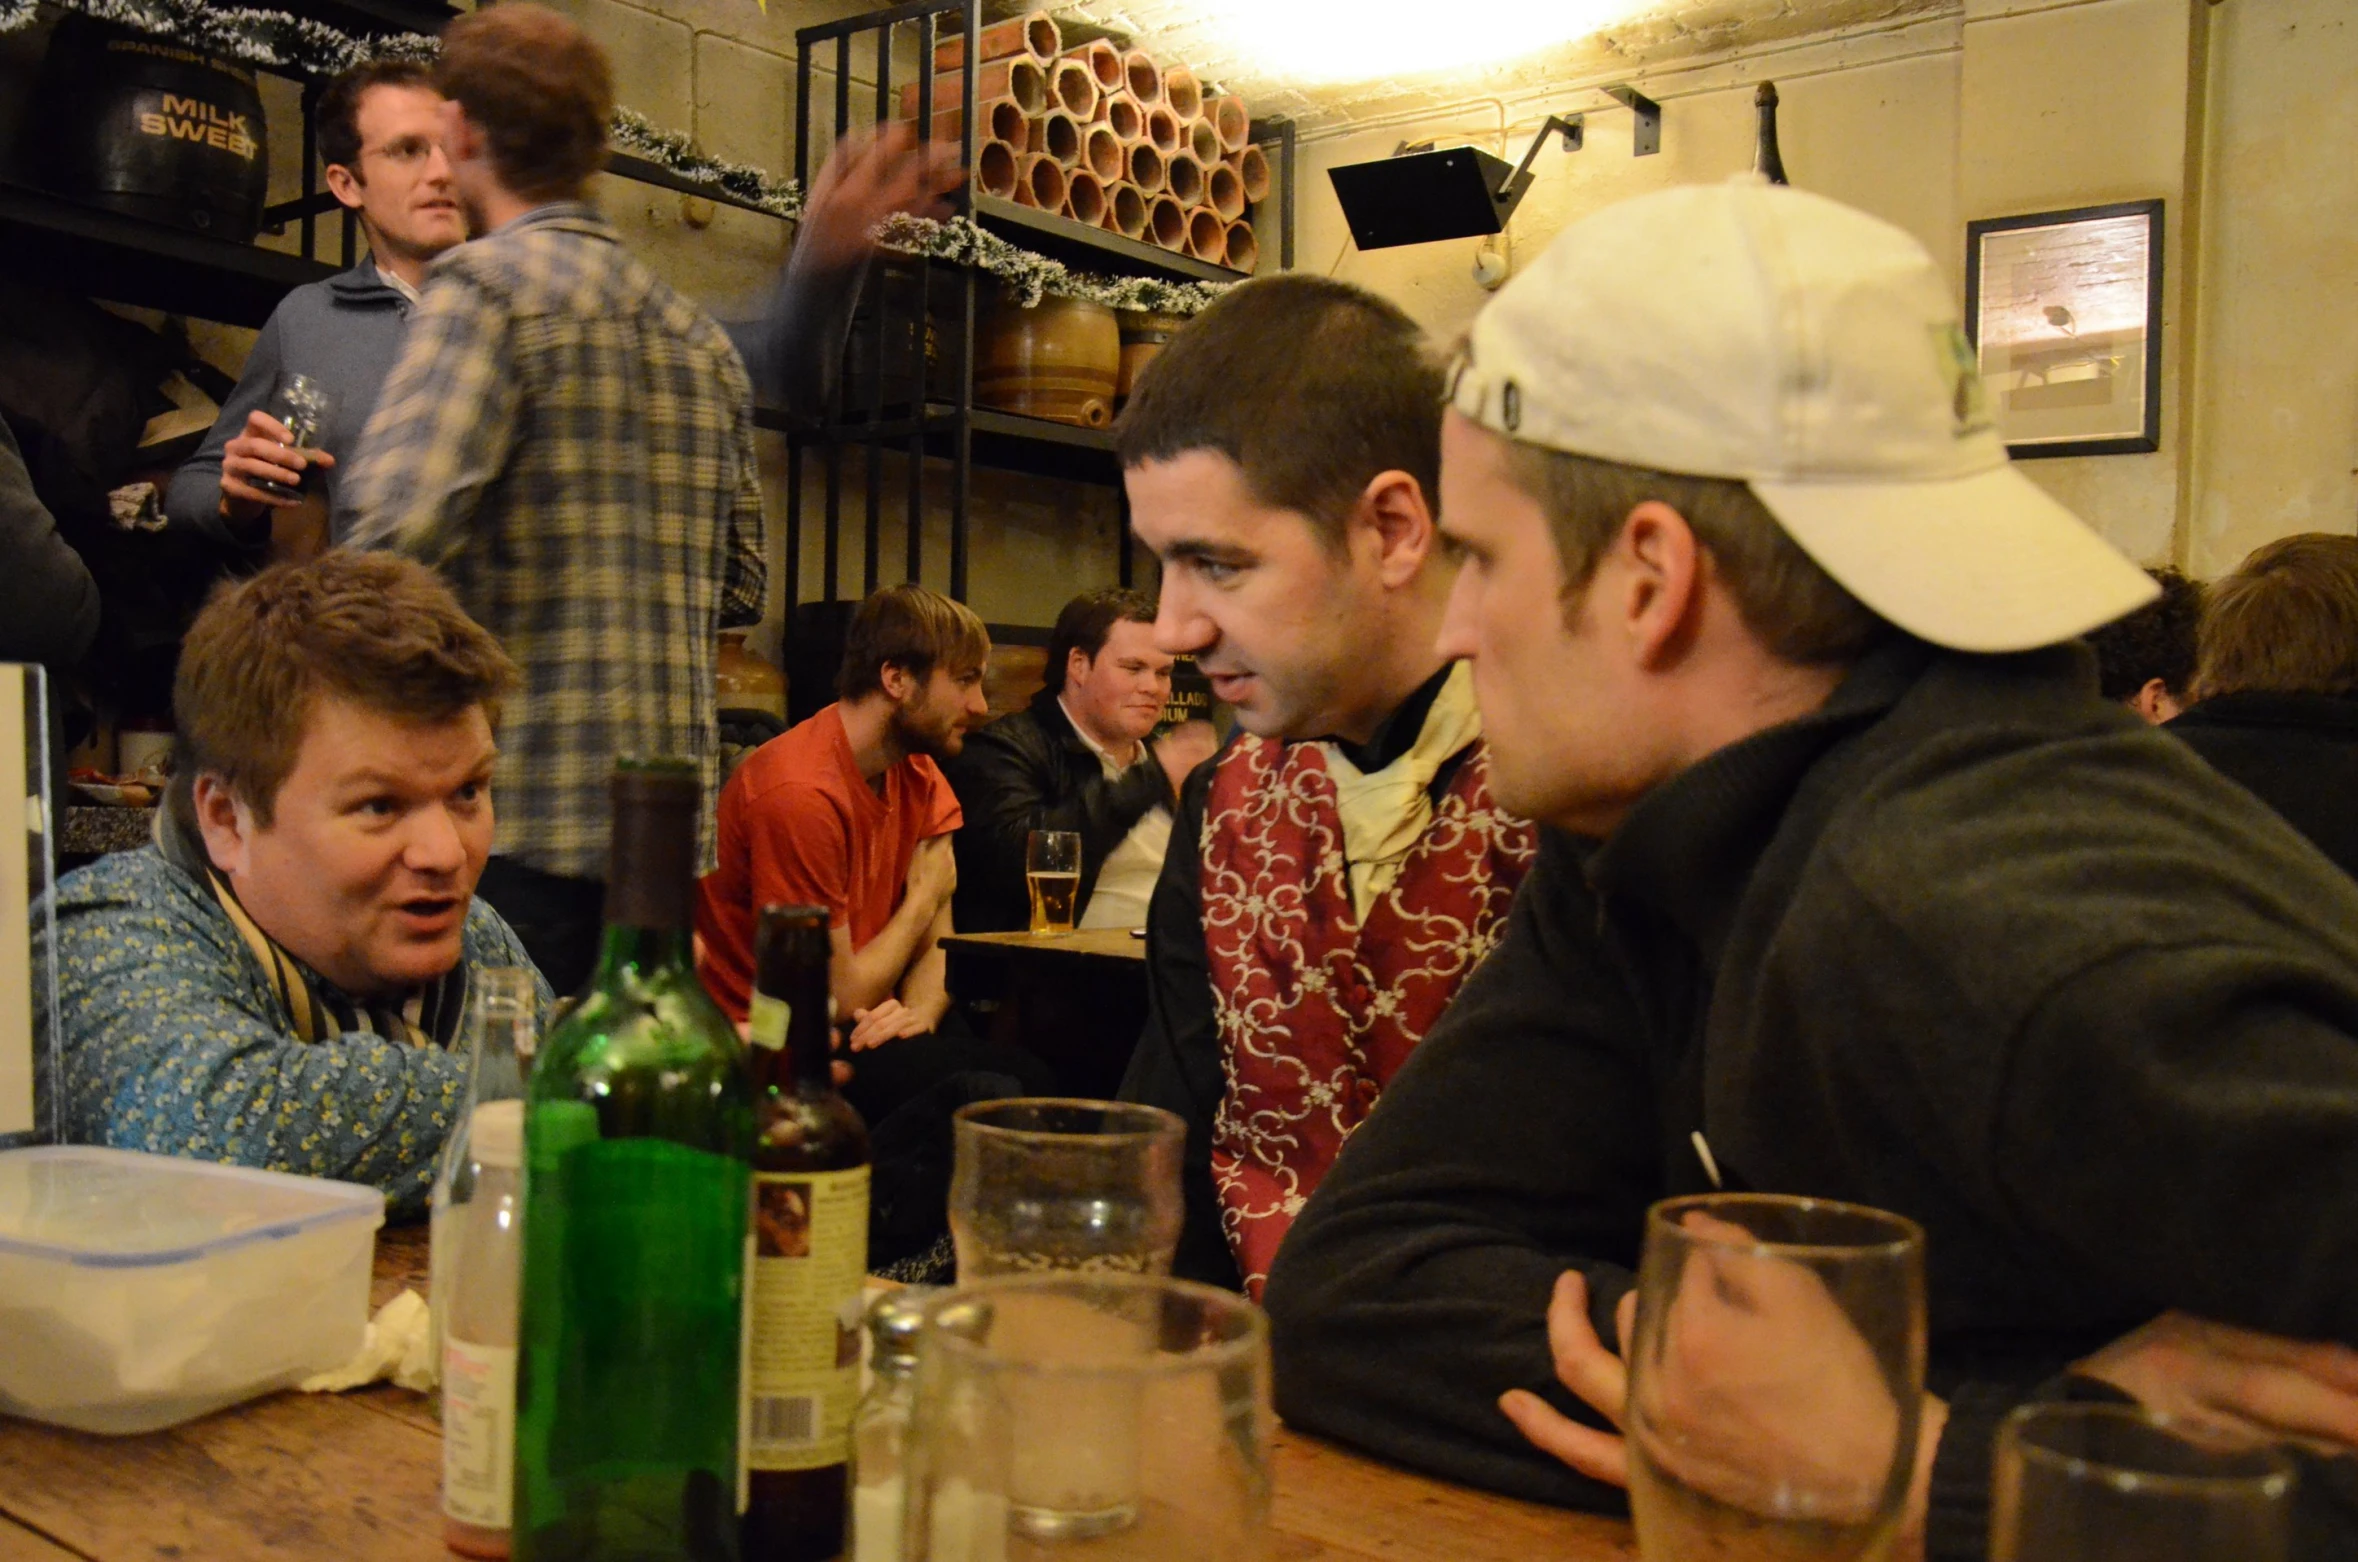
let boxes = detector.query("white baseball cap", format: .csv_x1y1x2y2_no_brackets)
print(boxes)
1451,175,2157,653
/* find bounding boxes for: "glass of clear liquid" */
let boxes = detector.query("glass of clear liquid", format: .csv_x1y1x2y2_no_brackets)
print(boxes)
903,1274,1271,1558
1025,829,1081,933
1624,1193,1926,1562
949,1098,1184,1281
1992,1403,2294,1562
251,372,332,501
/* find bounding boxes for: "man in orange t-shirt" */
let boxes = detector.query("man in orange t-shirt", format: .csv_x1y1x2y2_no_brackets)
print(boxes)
697,584,1057,1198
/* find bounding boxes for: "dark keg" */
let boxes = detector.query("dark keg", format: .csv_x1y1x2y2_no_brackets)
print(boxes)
29,15,269,241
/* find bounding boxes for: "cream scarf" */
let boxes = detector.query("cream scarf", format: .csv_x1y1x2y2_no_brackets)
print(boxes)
1318,661,1486,922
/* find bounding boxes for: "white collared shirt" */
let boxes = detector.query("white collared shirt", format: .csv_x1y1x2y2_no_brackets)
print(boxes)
1062,696,1173,930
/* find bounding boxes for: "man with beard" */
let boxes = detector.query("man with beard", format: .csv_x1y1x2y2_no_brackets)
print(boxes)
697,584,1058,1139
1117,275,1538,1296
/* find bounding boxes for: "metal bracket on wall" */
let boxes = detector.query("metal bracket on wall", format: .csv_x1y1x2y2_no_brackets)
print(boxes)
1602,85,1662,157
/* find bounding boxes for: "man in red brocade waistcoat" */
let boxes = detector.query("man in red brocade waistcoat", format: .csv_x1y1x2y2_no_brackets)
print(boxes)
1114,274,1536,1296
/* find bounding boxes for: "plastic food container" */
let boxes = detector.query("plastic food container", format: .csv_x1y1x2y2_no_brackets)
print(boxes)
0,1146,385,1433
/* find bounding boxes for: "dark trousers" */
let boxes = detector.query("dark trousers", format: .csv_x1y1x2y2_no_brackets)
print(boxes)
474,856,607,999
843,1009,1063,1270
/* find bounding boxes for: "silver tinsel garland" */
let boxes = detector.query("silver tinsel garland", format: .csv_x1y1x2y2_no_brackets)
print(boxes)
0,0,1237,317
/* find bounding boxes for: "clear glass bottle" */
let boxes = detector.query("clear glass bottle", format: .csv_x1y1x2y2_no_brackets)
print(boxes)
442,1098,524,1559
849,1288,936,1562
430,968,538,1391
513,761,755,1562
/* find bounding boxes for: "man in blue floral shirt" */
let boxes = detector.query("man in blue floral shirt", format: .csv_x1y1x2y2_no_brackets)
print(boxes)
46,552,549,1213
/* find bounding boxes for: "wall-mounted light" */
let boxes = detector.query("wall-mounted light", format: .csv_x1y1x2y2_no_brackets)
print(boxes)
1328,92,1657,251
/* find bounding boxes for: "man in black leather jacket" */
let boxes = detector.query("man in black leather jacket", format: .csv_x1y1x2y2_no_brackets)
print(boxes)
943,588,1215,933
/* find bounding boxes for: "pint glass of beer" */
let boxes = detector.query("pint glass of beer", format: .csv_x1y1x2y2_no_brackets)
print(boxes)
1026,830,1082,933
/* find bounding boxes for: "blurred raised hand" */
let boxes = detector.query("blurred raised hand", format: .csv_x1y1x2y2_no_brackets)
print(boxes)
796,122,964,272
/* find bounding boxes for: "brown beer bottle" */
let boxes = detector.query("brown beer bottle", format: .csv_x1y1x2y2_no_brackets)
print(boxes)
741,905,872,1562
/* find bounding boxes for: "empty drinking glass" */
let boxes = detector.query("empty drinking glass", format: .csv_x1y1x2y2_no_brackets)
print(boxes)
1025,829,1082,933
949,1099,1184,1280
1992,1403,2294,1562
1624,1194,1926,1562
904,1274,1271,1561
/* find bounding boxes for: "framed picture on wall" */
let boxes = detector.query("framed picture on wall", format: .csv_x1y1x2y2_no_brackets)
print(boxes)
1964,199,2163,459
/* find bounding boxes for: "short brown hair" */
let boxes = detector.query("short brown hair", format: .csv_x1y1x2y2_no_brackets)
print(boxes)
1044,588,1157,694
1504,444,1888,667
315,58,435,174
2087,566,2202,702
2195,533,2358,701
1116,274,1443,543
837,583,990,701
435,4,613,203
173,553,519,826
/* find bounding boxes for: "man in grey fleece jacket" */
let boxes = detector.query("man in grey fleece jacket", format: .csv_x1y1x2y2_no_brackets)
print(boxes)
169,58,950,553
1266,179,2358,1561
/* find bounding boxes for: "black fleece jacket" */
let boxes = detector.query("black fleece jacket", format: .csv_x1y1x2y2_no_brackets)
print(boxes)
942,686,1174,934
1266,639,2358,1562
2168,691,2358,881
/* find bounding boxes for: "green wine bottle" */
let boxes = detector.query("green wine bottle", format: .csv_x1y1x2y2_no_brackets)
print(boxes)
515,760,755,1562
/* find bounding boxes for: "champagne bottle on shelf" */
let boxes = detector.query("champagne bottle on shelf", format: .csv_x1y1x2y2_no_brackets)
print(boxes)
742,905,872,1562
1754,82,1790,187
513,761,755,1562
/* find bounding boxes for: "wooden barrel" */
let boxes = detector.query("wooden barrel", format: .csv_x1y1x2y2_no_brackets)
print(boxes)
30,16,268,241
1115,309,1184,406
977,293,1120,428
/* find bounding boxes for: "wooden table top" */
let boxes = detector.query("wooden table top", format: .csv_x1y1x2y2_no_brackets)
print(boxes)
0,1226,1634,1562
942,926,1148,962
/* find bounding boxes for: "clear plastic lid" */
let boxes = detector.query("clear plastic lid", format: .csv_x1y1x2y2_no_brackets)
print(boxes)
0,1146,386,1268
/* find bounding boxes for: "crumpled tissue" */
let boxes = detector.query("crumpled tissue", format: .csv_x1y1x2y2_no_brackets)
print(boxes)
300,1288,436,1393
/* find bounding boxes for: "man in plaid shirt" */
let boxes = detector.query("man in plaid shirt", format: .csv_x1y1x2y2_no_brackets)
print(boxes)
348,3,956,991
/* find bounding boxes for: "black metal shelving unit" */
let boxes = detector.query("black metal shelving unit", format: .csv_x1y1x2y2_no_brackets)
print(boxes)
790,0,1295,611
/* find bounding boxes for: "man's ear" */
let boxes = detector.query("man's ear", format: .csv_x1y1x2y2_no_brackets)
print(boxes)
1612,500,1706,671
1351,470,1438,590
878,661,917,703
2132,678,2183,725
323,162,365,212
1065,646,1094,690
190,773,257,879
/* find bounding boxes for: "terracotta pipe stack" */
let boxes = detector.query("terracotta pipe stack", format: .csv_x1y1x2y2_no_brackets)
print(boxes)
1187,117,1221,168
929,30,1265,271
1165,150,1205,209
1211,94,1249,154
1125,139,1165,194
1043,109,1085,169
1122,50,1161,105
1186,205,1225,262
1224,219,1259,273
1084,125,1124,183
1148,194,1187,249
933,8,1058,72
1207,160,1244,222
1065,169,1108,227
1234,143,1270,204
976,139,1020,200
1110,182,1149,238
1016,153,1067,211
1049,57,1098,119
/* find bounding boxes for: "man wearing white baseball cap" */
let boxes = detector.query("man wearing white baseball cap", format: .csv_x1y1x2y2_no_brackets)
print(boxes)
1265,177,2358,1561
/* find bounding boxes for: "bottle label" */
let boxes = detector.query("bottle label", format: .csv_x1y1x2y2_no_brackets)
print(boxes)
746,1166,871,1472
442,1337,517,1528
747,993,791,1051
